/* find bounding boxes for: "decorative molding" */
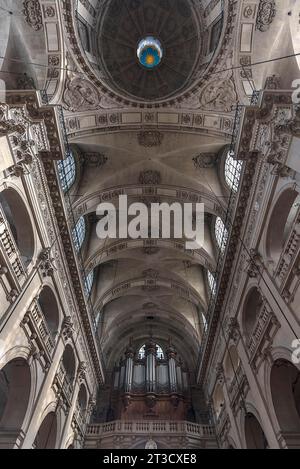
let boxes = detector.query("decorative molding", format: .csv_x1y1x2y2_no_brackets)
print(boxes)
139,170,161,185
137,131,164,147
256,0,276,32
23,0,43,31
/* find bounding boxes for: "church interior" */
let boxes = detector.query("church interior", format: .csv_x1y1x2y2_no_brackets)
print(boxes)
0,0,300,449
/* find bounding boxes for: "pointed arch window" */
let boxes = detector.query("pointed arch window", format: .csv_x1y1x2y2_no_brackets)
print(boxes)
225,151,242,192
57,151,76,192
215,217,228,253
72,217,86,251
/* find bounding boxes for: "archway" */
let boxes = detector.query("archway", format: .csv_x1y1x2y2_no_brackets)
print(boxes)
38,286,60,338
242,288,263,340
213,384,225,419
0,358,31,447
62,345,76,385
78,385,87,413
266,189,300,265
245,413,268,449
34,412,58,449
0,188,34,266
270,359,300,447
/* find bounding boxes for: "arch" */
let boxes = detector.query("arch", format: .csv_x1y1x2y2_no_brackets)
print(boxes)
270,359,300,445
34,412,58,449
57,151,76,193
62,345,76,385
224,151,243,192
38,286,60,338
78,384,88,413
242,287,263,340
215,217,228,253
0,358,31,446
245,412,268,449
72,216,86,251
0,187,35,266
212,384,225,419
266,188,300,264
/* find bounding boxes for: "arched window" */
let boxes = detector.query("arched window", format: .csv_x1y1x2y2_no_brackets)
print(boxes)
207,271,217,296
202,312,208,332
215,217,228,252
156,344,164,359
225,151,242,192
72,217,86,251
138,343,164,359
0,188,34,266
84,270,94,297
138,345,146,359
57,151,76,192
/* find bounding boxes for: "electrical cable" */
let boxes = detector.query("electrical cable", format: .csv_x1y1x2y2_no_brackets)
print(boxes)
1,51,300,88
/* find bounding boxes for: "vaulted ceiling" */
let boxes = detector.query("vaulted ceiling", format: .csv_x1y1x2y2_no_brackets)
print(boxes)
2,0,299,374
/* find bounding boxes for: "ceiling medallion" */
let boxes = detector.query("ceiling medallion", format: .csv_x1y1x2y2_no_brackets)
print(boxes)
137,37,163,69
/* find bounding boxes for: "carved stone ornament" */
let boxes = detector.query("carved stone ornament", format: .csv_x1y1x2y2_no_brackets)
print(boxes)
62,316,74,340
137,131,164,147
63,77,100,112
39,248,55,277
264,75,281,90
84,153,108,168
23,0,43,31
199,78,237,112
143,246,160,255
139,170,161,185
142,269,159,279
145,439,158,450
77,361,87,382
193,153,218,169
256,0,276,32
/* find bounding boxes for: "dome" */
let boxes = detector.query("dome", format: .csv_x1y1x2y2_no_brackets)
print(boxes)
96,0,204,101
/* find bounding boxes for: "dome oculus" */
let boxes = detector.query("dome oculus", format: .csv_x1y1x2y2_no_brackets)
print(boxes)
137,37,163,69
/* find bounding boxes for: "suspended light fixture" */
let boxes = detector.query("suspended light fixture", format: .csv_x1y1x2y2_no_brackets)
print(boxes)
137,36,163,69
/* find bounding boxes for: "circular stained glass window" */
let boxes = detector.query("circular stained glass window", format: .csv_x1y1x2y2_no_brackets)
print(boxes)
137,36,163,69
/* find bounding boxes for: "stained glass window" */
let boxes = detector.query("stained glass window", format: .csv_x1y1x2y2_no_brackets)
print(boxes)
72,217,86,251
215,217,228,253
225,151,242,192
57,151,76,192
